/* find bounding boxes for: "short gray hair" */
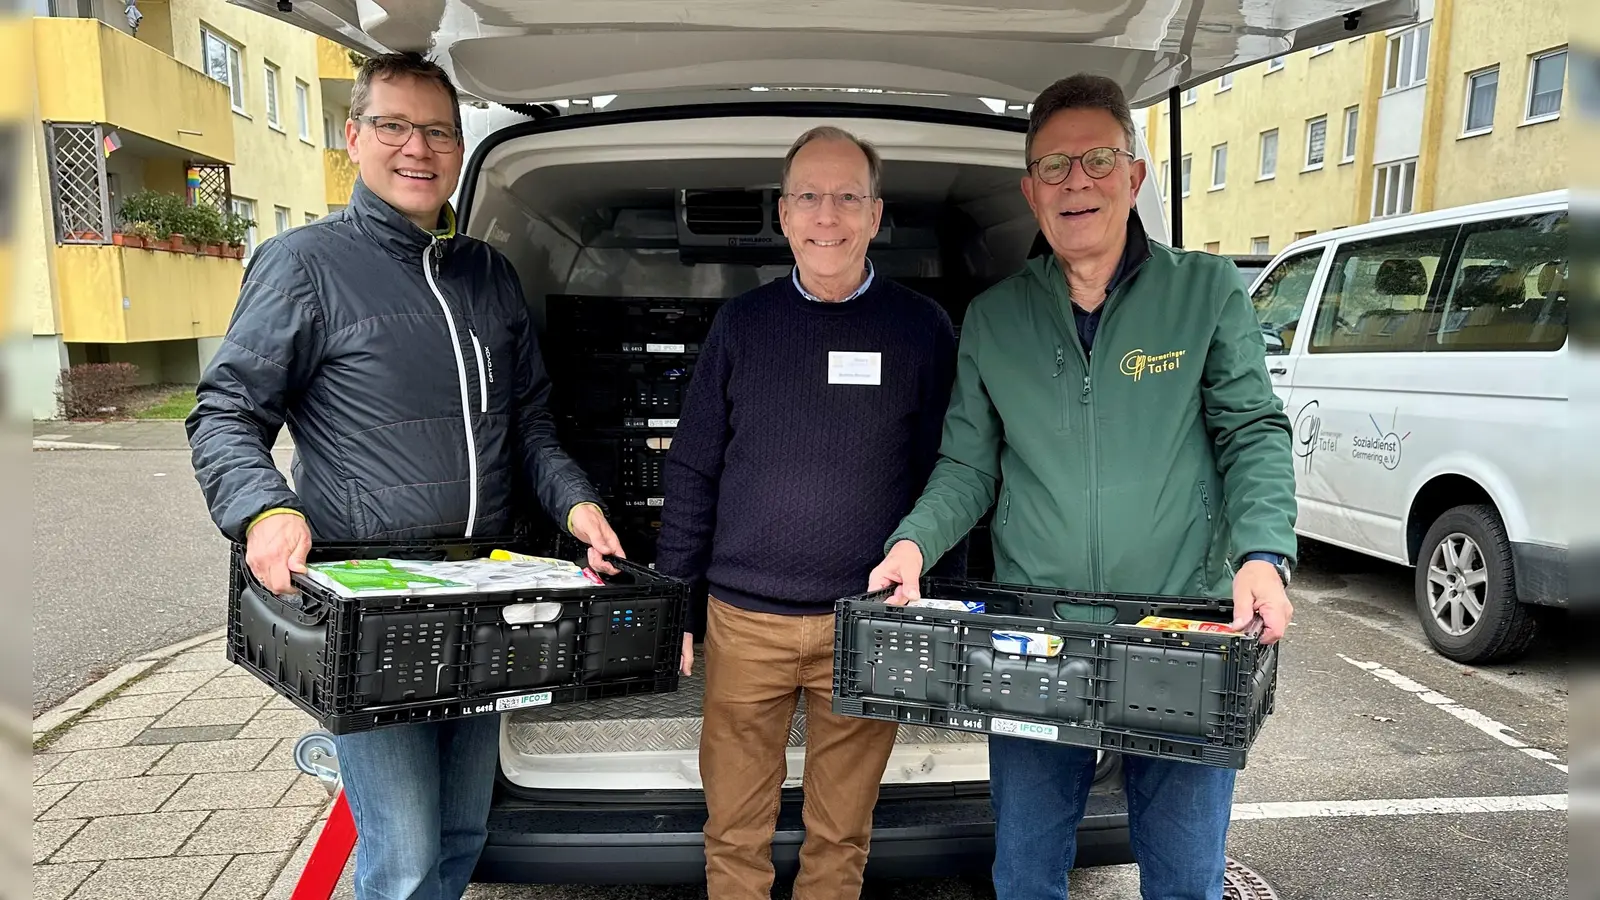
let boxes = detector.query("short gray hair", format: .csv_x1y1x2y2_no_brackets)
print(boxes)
781,126,882,196
1025,74,1138,163
350,51,463,132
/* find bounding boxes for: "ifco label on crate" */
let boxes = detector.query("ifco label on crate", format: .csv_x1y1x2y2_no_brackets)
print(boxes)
647,343,686,354
495,691,555,712
990,717,1059,742
648,418,679,428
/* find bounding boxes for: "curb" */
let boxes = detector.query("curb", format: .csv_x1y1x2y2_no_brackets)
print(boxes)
33,439,123,450
32,627,229,738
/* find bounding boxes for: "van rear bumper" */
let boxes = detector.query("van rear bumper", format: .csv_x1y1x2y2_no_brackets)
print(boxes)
474,789,1132,884
1512,542,1566,607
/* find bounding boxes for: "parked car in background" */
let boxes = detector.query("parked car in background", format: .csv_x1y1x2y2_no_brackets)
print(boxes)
1247,190,1568,663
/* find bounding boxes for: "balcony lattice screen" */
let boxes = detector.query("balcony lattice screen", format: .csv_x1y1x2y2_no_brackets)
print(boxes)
45,122,110,244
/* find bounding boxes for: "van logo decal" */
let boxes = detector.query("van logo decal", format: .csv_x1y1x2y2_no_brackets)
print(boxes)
1293,400,1341,473
1120,348,1186,382
1352,410,1407,471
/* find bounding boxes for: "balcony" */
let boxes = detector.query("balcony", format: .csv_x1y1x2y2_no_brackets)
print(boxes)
325,149,359,208
34,18,234,165
317,36,359,84
53,245,242,344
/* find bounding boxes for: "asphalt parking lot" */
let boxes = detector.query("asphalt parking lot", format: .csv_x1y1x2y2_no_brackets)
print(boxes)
463,541,1569,900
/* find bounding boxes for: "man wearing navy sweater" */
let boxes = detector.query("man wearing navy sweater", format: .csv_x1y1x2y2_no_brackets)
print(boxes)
654,126,960,899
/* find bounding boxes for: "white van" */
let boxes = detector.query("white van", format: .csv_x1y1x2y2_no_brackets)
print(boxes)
1247,190,1568,665
237,0,1419,884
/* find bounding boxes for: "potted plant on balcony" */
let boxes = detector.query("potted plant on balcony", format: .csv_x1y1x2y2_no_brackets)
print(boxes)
114,220,157,250
222,211,253,259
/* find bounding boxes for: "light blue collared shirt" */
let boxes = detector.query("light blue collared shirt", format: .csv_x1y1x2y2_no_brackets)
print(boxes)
791,258,875,302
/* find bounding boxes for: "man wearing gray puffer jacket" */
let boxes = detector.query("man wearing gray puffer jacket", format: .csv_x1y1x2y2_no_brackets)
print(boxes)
187,52,624,900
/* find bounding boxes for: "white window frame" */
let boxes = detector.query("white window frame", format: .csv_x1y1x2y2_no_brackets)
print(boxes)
1461,66,1498,137
1371,158,1418,219
201,27,245,114
1304,116,1328,171
1313,43,1335,56
305,212,317,225
1342,106,1359,163
274,205,291,234
263,61,282,130
1258,129,1278,180
1160,159,1170,194
1210,143,1228,191
1524,48,1566,124
1180,154,1192,197
1251,237,1271,254
1217,72,1234,93
1384,23,1430,93
230,198,257,258
295,79,313,142
1182,87,1198,106
1266,56,1285,73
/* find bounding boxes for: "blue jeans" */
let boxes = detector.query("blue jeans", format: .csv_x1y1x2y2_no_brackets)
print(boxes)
989,737,1236,900
332,715,502,900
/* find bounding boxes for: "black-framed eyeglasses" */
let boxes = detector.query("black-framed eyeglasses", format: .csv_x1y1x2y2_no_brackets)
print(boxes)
1026,147,1137,184
355,115,462,152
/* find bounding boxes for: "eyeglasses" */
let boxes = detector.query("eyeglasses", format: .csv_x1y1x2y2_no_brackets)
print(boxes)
1027,147,1136,184
356,115,462,153
785,191,875,212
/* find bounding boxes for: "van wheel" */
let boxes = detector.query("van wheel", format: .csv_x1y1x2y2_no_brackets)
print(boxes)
1414,505,1536,664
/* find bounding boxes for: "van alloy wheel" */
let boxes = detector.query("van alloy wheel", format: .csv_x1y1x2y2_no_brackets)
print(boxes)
1426,532,1488,636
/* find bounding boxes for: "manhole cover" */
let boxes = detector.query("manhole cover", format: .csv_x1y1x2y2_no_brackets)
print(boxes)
1223,858,1279,900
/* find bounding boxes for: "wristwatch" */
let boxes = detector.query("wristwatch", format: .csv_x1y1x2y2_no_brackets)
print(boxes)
1240,552,1292,587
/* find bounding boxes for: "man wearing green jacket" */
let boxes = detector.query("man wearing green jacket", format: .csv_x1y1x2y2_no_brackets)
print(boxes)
868,74,1297,900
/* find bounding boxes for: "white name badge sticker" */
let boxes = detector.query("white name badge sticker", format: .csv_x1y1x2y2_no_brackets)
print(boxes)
828,351,882,386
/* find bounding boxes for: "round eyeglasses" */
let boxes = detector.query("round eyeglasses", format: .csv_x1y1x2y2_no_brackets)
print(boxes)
1027,147,1136,184
356,115,462,153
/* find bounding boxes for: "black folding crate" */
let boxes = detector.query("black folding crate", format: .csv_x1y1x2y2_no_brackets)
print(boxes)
831,579,1278,769
564,431,675,500
547,295,723,355
553,509,663,567
226,537,686,735
552,355,697,429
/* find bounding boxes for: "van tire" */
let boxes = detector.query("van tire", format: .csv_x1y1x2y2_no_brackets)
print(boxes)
1413,505,1536,664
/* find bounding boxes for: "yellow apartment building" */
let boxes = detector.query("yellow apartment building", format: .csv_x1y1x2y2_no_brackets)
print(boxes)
1142,0,1568,256
21,1,360,419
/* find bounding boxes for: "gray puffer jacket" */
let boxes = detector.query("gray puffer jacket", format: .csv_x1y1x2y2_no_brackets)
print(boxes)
187,177,601,544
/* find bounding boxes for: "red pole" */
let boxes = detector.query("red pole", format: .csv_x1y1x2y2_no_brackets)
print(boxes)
290,790,358,900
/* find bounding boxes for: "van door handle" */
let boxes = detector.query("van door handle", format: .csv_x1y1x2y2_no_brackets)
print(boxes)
1268,365,1288,375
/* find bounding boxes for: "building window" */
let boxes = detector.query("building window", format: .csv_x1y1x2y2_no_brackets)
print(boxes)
1204,241,1220,253
263,62,282,129
1384,23,1430,91
1259,129,1278,180
1180,154,1192,197
1267,57,1285,73
1342,106,1359,163
1217,72,1234,93
1463,67,1498,135
1295,230,1317,241
1251,237,1271,254
1211,144,1227,190
231,198,257,258
1313,43,1335,56
296,80,312,142
201,27,245,113
274,205,291,235
1160,159,1170,194
1305,116,1327,169
305,212,317,225
1372,158,1418,219
1526,48,1566,122
1182,87,1198,106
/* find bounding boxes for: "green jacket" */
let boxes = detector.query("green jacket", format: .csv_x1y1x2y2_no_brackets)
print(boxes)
887,227,1297,599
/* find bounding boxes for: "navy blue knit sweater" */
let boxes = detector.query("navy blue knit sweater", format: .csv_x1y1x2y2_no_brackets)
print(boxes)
655,272,963,635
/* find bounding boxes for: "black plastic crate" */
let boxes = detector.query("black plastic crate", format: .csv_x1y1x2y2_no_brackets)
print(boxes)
552,356,696,429
548,295,723,355
554,510,663,567
565,432,675,499
226,537,686,735
831,579,1278,769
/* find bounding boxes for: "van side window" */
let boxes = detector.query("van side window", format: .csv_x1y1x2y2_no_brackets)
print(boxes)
1430,212,1567,352
1308,228,1455,353
1249,250,1322,355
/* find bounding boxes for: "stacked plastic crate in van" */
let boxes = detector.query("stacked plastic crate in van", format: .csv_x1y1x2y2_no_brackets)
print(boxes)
543,295,727,566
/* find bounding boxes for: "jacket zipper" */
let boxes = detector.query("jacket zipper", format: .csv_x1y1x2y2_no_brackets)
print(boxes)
1199,481,1214,587
1053,344,1066,430
422,240,479,537
469,330,488,414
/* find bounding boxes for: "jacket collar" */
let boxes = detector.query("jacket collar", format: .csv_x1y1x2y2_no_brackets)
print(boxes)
1031,209,1154,300
349,177,458,263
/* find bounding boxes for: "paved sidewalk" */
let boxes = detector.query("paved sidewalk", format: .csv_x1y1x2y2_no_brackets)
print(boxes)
32,636,338,900
32,420,295,452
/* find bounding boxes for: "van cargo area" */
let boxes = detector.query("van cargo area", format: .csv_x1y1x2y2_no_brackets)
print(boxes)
458,107,1135,883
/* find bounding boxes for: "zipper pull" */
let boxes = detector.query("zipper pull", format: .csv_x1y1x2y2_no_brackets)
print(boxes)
1053,345,1064,378
1081,375,1092,404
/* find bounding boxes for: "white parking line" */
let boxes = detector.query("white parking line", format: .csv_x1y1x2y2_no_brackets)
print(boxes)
1341,655,1568,773
1232,793,1568,820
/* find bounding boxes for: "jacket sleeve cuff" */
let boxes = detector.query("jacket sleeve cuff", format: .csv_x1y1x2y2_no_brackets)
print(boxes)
246,508,304,537
565,501,602,535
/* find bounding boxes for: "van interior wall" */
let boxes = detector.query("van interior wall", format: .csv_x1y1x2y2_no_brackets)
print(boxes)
467,153,1040,331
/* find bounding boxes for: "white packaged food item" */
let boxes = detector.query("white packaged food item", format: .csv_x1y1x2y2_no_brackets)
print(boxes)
906,598,986,613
